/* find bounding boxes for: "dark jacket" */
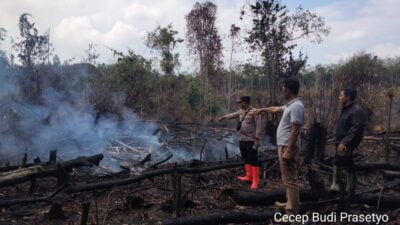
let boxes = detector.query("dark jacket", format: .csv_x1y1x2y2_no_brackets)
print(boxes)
335,102,365,151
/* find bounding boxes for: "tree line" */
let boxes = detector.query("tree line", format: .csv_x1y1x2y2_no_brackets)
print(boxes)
0,0,399,133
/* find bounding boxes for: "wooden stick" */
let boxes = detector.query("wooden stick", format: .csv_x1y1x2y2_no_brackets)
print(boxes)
385,91,394,160
21,153,27,168
150,154,173,169
199,139,208,161
49,150,57,164
114,140,147,154
224,147,229,160
80,202,91,225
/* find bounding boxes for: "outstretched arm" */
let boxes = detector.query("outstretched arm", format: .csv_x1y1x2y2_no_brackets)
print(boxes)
255,106,284,115
218,111,240,121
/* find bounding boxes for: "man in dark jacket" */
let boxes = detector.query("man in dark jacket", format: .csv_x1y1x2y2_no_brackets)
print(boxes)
330,88,365,201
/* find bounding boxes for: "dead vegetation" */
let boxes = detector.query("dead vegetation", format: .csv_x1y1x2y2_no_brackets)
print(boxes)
0,122,399,225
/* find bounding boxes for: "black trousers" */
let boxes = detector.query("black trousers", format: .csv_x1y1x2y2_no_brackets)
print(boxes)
333,145,355,173
239,141,259,166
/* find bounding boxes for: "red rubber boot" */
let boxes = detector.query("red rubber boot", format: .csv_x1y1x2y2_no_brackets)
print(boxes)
237,164,253,182
250,166,260,189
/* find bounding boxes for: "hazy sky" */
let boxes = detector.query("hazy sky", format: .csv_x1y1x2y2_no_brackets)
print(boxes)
1,0,399,72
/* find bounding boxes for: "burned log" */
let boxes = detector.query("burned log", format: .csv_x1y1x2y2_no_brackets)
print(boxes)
363,136,400,141
226,189,400,209
317,161,400,172
0,151,57,172
0,154,103,188
135,208,277,225
355,162,400,171
0,184,65,208
382,171,400,179
65,157,277,193
224,188,315,206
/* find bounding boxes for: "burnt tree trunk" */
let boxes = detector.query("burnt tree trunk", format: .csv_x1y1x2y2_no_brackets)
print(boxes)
304,122,326,163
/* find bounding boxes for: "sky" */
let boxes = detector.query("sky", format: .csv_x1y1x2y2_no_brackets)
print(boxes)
1,0,400,72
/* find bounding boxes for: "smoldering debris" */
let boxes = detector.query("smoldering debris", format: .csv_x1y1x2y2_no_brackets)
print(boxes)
0,63,247,168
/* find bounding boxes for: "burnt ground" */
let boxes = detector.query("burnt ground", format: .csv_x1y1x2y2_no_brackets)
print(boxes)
0,140,399,225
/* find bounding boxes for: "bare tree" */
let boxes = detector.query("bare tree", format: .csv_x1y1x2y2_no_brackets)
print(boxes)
186,1,223,117
227,24,241,111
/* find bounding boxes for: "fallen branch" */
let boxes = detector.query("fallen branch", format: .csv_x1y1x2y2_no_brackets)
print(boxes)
150,154,173,169
0,184,66,208
0,154,103,188
363,136,400,141
65,157,277,193
0,151,55,172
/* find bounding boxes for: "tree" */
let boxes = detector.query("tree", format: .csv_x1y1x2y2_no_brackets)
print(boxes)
0,27,7,45
145,25,183,75
383,57,400,87
13,13,52,68
244,0,329,104
0,28,7,62
82,43,99,65
52,54,61,66
96,49,158,114
186,1,223,117
227,24,241,110
335,53,384,126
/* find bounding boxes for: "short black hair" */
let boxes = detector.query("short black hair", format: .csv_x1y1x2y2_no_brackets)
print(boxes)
240,96,251,104
343,88,357,101
284,78,300,95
